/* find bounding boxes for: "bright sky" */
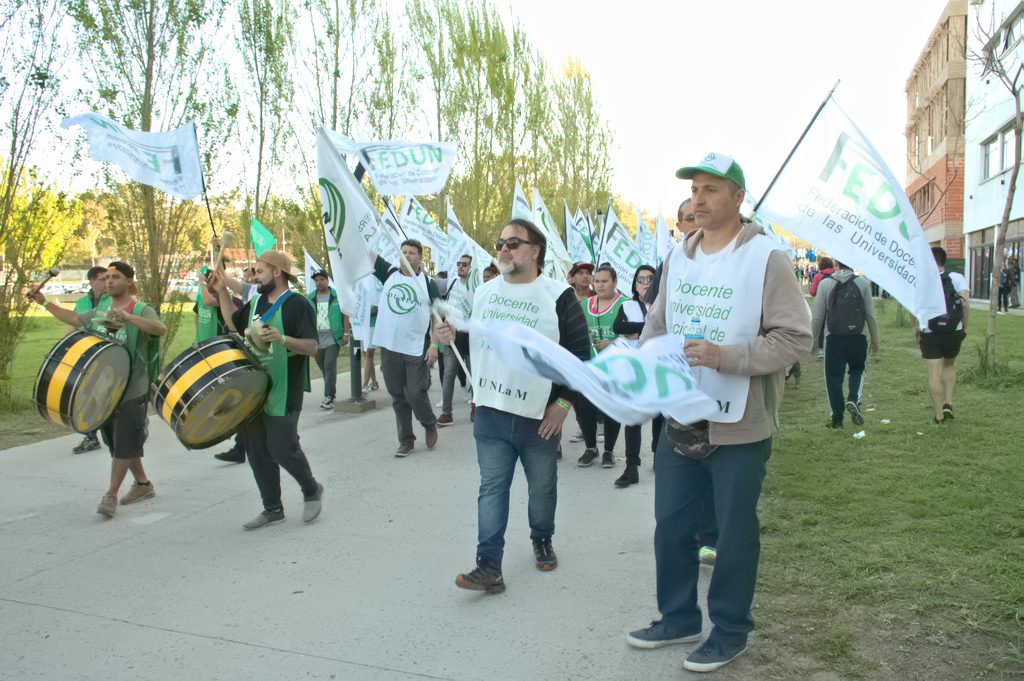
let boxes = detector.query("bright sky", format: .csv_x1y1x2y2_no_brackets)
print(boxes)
505,0,949,213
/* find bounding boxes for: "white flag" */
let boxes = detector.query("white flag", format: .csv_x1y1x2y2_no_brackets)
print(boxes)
62,113,203,200
655,210,674,263
511,180,532,220
596,203,626,264
531,188,571,279
356,139,457,196
316,128,374,314
303,250,333,294
459,320,718,426
635,211,657,266
566,202,594,265
445,201,493,286
756,97,945,322
400,196,448,264
350,276,383,344
377,203,405,263
598,221,646,295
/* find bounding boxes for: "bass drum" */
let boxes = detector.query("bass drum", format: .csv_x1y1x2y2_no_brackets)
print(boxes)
153,334,268,450
34,329,131,433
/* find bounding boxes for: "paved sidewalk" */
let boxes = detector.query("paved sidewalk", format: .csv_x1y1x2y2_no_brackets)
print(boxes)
1,373,722,680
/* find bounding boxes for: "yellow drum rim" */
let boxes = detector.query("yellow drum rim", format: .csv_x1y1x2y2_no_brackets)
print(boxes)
159,348,248,423
45,334,104,423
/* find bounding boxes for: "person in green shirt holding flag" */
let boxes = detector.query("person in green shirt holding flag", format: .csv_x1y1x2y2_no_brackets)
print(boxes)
208,250,324,531
307,269,346,409
70,265,111,454
32,262,166,519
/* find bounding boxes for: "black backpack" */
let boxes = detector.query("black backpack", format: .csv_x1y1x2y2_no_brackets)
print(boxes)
927,272,963,332
825,276,866,336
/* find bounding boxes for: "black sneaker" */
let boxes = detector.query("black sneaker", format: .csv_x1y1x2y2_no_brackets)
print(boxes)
614,465,638,487
683,637,747,672
601,451,615,468
625,620,702,649
825,421,843,429
577,448,598,467
845,400,864,425
214,449,245,463
72,436,101,454
455,565,506,594
942,403,954,421
532,538,558,571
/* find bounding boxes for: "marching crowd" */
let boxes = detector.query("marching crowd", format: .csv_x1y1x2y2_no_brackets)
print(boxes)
29,151,975,674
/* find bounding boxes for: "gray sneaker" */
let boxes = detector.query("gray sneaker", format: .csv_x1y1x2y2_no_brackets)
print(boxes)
683,637,747,672
303,484,324,523
243,509,285,530
626,620,703,649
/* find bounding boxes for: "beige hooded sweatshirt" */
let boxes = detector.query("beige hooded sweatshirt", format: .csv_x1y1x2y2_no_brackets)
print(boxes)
641,222,812,445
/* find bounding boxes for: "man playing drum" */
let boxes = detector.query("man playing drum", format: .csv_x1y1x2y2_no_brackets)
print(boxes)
32,261,165,518
70,265,110,454
208,250,325,530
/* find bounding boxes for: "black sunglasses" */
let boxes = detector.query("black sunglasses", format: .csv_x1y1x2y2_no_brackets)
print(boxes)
635,275,654,284
457,261,471,267
494,237,535,251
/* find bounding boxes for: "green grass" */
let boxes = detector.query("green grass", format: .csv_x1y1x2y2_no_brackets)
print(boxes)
754,299,1024,678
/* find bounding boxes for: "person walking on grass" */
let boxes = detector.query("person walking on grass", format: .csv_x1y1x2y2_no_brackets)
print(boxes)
69,265,110,454
915,247,969,425
439,218,591,594
626,154,810,673
811,260,879,429
33,262,165,518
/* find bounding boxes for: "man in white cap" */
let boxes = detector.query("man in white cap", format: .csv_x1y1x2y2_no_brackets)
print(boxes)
208,250,324,530
627,154,811,673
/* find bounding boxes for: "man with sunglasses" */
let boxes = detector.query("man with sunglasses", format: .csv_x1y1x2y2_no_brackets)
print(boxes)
438,219,591,594
628,154,810,672
370,239,443,457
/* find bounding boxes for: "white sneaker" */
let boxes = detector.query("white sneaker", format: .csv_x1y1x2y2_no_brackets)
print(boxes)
320,397,334,410
435,400,443,408
569,430,584,443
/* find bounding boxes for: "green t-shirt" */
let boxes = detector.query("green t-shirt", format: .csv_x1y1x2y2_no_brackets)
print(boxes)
77,303,160,400
582,294,627,356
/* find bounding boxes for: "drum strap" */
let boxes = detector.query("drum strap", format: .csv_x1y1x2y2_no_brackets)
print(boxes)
258,290,293,324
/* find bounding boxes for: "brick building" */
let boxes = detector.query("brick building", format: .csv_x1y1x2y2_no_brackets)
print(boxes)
904,0,967,266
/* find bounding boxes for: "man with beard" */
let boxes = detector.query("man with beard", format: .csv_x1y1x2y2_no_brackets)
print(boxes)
208,250,324,530
438,219,591,593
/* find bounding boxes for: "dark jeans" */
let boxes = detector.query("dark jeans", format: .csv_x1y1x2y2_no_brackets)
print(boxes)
315,343,339,399
999,286,1010,312
651,415,665,454
473,405,558,570
381,348,436,445
824,334,867,423
653,435,771,646
577,398,617,450
242,411,319,512
441,343,471,415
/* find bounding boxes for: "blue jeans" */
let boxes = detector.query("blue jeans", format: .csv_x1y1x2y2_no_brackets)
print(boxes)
653,433,771,646
473,405,558,570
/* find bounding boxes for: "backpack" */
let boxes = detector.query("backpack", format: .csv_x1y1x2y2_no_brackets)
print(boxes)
928,272,963,332
825,276,866,336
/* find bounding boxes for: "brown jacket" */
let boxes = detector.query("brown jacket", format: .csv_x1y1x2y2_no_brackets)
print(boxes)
641,222,812,445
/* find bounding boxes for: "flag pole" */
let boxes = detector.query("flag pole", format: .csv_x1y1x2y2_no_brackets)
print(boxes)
754,80,841,212
191,123,218,239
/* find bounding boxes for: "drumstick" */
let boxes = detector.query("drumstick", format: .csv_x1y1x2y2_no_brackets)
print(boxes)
27,267,60,300
213,230,233,272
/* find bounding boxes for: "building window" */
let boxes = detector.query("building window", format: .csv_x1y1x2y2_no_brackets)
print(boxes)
984,136,999,178
1003,126,1017,171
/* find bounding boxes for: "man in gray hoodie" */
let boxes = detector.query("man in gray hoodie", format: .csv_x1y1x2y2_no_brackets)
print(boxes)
626,154,811,673
811,261,879,428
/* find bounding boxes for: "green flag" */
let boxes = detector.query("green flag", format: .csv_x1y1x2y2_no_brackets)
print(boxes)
250,218,276,256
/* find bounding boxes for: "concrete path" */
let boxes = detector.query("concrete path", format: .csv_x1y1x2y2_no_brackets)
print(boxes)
1,373,721,680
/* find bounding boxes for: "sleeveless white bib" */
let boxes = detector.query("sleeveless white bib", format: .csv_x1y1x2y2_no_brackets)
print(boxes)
373,270,431,355
665,234,778,423
471,275,568,419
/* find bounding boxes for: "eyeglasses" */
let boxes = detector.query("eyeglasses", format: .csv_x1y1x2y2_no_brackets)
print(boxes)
635,275,654,284
494,237,534,251
457,261,471,267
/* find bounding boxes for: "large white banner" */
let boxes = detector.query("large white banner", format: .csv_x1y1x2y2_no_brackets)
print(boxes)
635,211,657,266
316,128,375,314
757,97,946,322
350,275,383,344
531,187,571,279
511,180,532,220
355,140,457,196
444,200,493,284
400,196,448,264
655,210,674,263
62,113,204,200
456,319,717,426
598,221,646,295
566,203,595,265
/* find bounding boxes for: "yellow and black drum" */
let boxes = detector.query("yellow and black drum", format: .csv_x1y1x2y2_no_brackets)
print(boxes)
153,335,268,450
33,329,131,433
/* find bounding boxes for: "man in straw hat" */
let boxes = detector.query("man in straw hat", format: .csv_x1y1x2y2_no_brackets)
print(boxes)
32,261,165,519
208,249,324,530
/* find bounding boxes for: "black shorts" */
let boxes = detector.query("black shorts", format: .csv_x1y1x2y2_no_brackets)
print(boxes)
920,329,965,360
100,395,149,459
